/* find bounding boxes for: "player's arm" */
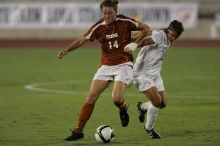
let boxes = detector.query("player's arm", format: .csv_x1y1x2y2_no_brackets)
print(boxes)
124,22,151,53
139,36,155,47
133,22,151,44
57,36,87,59
125,37,155,53
124,37,154,54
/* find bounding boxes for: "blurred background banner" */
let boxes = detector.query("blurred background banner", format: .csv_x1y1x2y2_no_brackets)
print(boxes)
0,0,219,42
0,2,198,29
119,3,198,29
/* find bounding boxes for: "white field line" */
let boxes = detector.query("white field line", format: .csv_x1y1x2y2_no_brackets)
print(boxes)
24,81,142,97
24,81,87,95
25,84,78,95
24,81,211,99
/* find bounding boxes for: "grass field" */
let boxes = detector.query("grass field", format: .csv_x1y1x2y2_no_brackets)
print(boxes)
0,48,220,146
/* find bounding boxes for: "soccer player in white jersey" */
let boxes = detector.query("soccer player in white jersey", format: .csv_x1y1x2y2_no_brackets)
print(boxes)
124,20,184,139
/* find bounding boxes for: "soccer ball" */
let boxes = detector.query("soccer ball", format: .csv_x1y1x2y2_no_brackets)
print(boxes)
95,125,115,143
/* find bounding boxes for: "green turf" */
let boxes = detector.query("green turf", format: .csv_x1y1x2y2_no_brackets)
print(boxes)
0,48,220,146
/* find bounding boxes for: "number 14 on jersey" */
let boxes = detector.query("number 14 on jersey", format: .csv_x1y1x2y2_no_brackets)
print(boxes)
108,40,119,50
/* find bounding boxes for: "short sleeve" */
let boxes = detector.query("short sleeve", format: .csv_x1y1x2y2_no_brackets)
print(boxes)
151,30,163,45
83,19,104,41
117,15,139,31
83,25,98,41
127,18,139,31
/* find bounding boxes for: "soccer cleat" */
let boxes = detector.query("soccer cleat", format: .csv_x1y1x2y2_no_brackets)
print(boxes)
119,105,129,127
145,128,161,139
137,102,146,123
64,130,84,141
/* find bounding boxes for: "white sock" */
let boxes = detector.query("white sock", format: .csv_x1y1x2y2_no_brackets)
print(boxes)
141,101,151,112
145,103,160,131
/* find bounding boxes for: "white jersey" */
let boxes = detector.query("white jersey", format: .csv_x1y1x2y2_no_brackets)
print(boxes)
133,30,170,76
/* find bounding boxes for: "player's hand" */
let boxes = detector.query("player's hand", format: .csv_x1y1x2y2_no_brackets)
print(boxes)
124,42,138,54
124,47,132,54
57,50,67,59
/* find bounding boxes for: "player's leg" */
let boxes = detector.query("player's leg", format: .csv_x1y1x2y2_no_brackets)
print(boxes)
143,75,166,139
134,76,151,123
112,65,132,127
137,101,150,123
112,81,126,110
156,75,166,109
65,80,110,141
135,77,161,123
143,86,162,107
76,80,111,132
112,81,129,127
135,75,165,139
158,91,166,109
137,91,165,123
143,87,161,139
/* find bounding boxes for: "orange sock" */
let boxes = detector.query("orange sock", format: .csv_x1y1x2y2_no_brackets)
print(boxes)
75,102,94,133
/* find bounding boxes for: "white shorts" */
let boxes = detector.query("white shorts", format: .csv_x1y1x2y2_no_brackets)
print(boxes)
93,63,133,85
133,74,165,92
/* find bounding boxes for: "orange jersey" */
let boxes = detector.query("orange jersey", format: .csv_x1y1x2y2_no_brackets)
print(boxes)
84,15,140,65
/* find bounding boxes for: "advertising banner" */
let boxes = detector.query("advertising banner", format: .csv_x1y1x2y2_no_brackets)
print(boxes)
0,2,198,29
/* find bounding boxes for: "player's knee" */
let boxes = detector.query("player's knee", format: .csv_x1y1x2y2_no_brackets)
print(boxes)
160,100,166,109
113,100,120,107
112,98,123,107
152,100,163,108
152,102,161,108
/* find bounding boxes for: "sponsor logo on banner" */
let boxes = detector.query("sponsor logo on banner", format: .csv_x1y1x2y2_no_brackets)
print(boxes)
0,3,198,28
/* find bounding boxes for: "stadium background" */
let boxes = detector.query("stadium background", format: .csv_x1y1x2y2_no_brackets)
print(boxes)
0,0,220,48
0,0,220,146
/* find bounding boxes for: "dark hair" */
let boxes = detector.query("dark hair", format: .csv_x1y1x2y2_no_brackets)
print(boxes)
168,20,184,39
100,0,119,12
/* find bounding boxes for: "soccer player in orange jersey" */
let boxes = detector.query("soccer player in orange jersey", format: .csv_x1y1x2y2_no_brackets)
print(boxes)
57,0,151,141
